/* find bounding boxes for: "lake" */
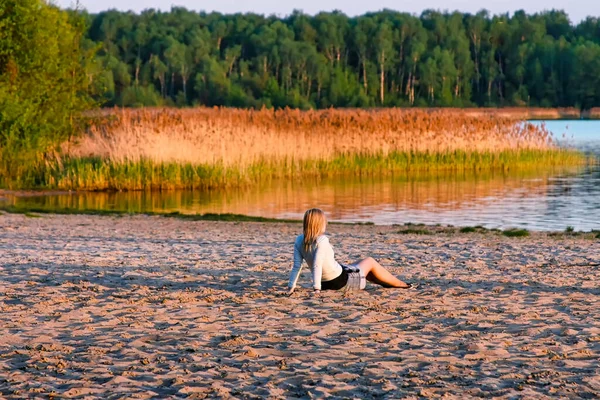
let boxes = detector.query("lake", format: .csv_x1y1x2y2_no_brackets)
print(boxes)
3,120,599,231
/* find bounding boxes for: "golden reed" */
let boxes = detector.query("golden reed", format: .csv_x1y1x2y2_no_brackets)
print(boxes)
69,107,558,166
22,107,584,191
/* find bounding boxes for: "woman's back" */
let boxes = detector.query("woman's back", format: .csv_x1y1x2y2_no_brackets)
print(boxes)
289,234,342,289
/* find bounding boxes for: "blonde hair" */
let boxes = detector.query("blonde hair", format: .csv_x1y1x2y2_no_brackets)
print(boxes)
303,208,327,252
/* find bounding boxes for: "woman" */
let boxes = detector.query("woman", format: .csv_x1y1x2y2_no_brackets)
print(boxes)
287,208,411,294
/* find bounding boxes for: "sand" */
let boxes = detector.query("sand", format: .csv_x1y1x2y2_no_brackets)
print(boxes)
1,213,599,398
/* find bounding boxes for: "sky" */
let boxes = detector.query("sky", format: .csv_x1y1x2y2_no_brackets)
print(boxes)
54,0,599,23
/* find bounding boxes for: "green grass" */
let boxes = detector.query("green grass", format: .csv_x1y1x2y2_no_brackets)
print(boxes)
23,212,42,218
397,228,432,235
0,204,375,225
0,204,387,226
502,228,530,237
459,225,491,233
161,211,299,223
0,205,300,223
0,148,590,191
548,228,600,239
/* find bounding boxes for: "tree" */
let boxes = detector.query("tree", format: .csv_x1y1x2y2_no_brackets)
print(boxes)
314,10,348,80
571,42,600,109
374,22,394,104
353,16,375,93
164,39,191,103
466,11,487,99
0,0,95,179
150,54,168,98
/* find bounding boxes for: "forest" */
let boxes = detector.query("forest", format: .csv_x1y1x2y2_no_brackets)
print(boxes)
81,8,600,109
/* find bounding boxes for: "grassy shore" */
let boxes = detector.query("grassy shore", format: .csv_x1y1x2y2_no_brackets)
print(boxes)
0,204,296,223
1,204,599,238
0,108,591,190
23,149,586,191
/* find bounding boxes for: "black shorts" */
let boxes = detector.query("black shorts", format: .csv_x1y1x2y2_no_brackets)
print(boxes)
321,264,366,291
321,269,349,290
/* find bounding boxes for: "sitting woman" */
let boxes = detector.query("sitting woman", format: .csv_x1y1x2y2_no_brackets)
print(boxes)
287,208,411,294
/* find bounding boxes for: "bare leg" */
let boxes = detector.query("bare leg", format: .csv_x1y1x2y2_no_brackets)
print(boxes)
355,257,410,288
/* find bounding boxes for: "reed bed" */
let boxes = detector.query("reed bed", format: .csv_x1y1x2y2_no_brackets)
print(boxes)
71,108,558,164
10,108,589,190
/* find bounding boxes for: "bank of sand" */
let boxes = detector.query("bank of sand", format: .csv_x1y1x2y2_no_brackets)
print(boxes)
0,213,599,398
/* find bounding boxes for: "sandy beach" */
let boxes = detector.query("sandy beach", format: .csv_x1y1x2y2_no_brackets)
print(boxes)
1,213,599,398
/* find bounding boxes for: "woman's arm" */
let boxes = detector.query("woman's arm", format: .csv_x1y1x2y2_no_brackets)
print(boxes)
312,246,324,291
287,240,304,292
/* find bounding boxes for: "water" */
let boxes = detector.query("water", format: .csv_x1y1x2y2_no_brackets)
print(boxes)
535,120,600,153
3,120,600,231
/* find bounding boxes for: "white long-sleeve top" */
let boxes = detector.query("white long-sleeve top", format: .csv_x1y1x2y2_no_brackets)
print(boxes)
287,234,343,290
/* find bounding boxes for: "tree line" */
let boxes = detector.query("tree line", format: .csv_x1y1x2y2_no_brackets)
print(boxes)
81,8,600,109
1,0,92,177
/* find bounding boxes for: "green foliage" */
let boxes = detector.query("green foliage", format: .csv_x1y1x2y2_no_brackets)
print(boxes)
73,8,600,110
119,85,163,107
460,225,489,233
0,204,301,223
0,0,95,185
502,228,531,237
24,212,41,218
397,228,432,235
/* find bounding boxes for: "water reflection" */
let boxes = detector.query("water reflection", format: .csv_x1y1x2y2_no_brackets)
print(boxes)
5,166,599,231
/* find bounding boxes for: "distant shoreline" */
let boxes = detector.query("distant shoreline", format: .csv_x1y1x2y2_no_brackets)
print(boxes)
93,106,600,120
423,107,600,120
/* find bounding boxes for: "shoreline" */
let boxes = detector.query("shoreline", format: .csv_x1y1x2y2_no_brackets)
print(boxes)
1,204,599,237
1,213,599,398
90,106,600,120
